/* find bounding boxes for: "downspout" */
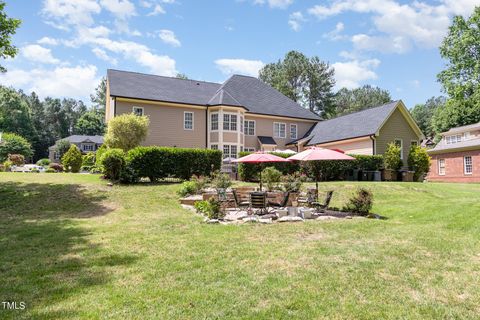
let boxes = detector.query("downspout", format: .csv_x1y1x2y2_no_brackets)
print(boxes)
370,135,376,155
205,107,208,149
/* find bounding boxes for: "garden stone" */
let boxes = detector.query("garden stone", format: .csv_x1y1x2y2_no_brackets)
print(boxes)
277,209,288,218
243,216,259,223
278,216,303,222
316,216,338,220
259,218,272,224
206,219,219,224
345,216,353,219
260,213,277,220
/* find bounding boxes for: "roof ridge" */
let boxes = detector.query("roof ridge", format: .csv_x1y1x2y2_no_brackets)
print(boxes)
320,100,399,123
107,68,221,86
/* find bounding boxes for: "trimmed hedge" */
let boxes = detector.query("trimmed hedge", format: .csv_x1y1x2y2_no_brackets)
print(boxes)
237,151,300,182
351,154,384,171
127,146,222,181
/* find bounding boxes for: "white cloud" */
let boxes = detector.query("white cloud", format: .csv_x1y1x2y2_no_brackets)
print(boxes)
42,0,101,27
253,0,293,9
100,0,136,19
158,29,181,47
92,47,118,65
323,22,346,40
0,65,99,100
22,44,60,64
308,0,479,53
288,11,305,31
147,4,166,16
332,59,380,89
351,34,411,53
37,37,59,46
215,59,264,77
410,79,420,88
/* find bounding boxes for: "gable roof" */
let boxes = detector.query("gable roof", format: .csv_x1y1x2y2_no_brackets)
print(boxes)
428,138,480,154
442,121,480,135
61,135,104,144
107,69,320,121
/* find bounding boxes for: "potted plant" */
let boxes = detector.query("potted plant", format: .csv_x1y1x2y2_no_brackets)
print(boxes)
282,172,304,206
382,143,403,181
211,171,232,201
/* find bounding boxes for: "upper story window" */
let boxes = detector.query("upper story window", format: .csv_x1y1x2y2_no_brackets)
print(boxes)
274,122,286,138
210,113,218,131
184,112,194,130
244,120,255,136
132,106,143,116
290,124,298,139
445,134,463,144
464,156,473,174
223,114,237,131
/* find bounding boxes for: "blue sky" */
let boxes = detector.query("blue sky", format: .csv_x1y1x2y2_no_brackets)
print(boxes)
1,0,478,108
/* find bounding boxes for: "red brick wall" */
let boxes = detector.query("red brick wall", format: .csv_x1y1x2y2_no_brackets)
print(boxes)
427,149,480,183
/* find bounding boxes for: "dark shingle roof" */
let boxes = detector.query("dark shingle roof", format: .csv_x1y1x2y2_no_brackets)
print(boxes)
62,135,104,144
107,70,320,120
258,136,277,145
306,101,399,145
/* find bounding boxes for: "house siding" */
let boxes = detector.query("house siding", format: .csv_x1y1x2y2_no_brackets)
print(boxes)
427,149,480,183
115,100,206,148
316,137,373,155
376,108,420,161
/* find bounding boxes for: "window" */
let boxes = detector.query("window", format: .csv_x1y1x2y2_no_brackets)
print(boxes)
240,116,244,133
223,114,237,131
211,144,218,150
394,139,403,159
82,144,94,151
411,140,418,147
244,120,255,136
222,145,238,159
54,152,60,161
132,106,143,116
290,124,297,139
274,122,286,138
210,113,218,131
464,156,473,174
184,112,193,130
244,147,255,152
231,145,237,158
446,134,463,144
438,159,445,175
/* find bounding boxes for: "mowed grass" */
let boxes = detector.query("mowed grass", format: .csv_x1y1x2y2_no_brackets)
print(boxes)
1,173,479,319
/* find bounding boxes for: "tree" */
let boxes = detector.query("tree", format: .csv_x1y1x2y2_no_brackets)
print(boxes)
435,7,480,133
61,144,82,173
0,1,21,72
75,110,105,136
55,139,71,160
90,77,106,112
104,113,149,151
0,86,36,139
410,96,446,137
0,132,33,162
408,145,431,181
259,51,335,117
331,85,391,118
175,73,189,80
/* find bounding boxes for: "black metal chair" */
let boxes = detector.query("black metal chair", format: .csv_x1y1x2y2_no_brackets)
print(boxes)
312,191,334,212
232,189,250,210
250,192,267,214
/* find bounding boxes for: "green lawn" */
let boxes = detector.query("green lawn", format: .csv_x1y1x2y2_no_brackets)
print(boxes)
1,173,480,319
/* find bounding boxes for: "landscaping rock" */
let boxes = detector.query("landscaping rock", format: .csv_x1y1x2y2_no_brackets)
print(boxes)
259,218,273,224
278,216,304,222
259,213,277,220
316,216,338,220
243,216,259,223
345,216,353,219
206,219,220,224
277,209,288,218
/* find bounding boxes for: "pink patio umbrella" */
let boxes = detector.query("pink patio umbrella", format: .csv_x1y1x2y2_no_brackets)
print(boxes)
287,147,355,194
233,152,289,191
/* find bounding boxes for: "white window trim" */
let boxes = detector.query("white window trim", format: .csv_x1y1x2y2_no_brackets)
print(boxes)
184,111,194,130
244,120,256,136
210,112,219,131
438,159,445,176
223,112,238,132
132,106,144,116
244,147,255,152
290,124,298,139
394,139,403,159
274,122,286,139
464,156,473,175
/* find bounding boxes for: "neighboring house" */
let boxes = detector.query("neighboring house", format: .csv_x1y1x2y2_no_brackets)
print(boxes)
49,135,104,162
105,70,423,162
106,69,320,157
287,101,424,162
427,122,480,183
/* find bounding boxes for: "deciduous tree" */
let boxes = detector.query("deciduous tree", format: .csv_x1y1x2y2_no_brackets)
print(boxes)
104,113,149,151
0,1,21,72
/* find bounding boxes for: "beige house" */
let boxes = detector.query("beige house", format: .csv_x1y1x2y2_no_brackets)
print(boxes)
106,70,423,161
48,135,103,163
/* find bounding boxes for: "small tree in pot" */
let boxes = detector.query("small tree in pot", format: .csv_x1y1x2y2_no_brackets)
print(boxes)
408,146,431,181
383,143,402,181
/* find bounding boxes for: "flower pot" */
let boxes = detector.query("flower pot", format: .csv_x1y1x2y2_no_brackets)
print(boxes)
382,169,397,181
287,192,298,206
277,209,288,218
300,208,314,219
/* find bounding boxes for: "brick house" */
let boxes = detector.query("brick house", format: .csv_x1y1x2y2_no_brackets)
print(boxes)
427,122,480,183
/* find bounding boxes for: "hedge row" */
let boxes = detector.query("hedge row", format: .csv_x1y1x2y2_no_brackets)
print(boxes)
237,152,384,182
127,146,222,181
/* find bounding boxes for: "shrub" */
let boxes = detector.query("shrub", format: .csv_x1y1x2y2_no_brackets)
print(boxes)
8,154,25,166
30,168,40,173
408,146,431,181
95,145,107,166
0,163,4,172
104,113,149,151
82,152,96,167
36,158,51,167
45,168,56,173
177,181,198,197
100,148,126,181
0,133,33,162
80,165,92,172
89,164,103,174
384,142,403,170
194,198,224,220
61,145,83,173
127,146,222,181
282,172,304,192
49,163,64,172
343,188,373,215
3,160,13,171
352,154,384,171
211,171,232,190
237,151,300,181
119,165,140,184
262,166,282,191
55,139,72,160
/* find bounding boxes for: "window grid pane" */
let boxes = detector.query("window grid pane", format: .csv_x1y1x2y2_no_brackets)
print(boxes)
438,159,445,175
290,124,297,139
230,115,237,131
211,113,218,130
464,156,473,174
223,114,230,130
184,112,193,129
231,145,237,158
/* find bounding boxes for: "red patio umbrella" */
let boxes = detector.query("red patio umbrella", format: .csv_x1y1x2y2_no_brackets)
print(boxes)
233,152,289,191
287,147,355,194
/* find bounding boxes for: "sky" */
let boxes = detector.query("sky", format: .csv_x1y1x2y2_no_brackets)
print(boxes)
0,0,479,108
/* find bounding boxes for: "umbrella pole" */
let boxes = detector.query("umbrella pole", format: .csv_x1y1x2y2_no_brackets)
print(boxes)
259,164,263,191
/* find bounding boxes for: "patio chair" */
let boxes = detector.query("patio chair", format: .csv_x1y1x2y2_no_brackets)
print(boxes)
268,191,290,208
312,191,334,212
250,192,267,215
232,189,250,210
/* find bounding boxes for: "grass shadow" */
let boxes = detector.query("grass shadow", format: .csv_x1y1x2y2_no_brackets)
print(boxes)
0,181,138,319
